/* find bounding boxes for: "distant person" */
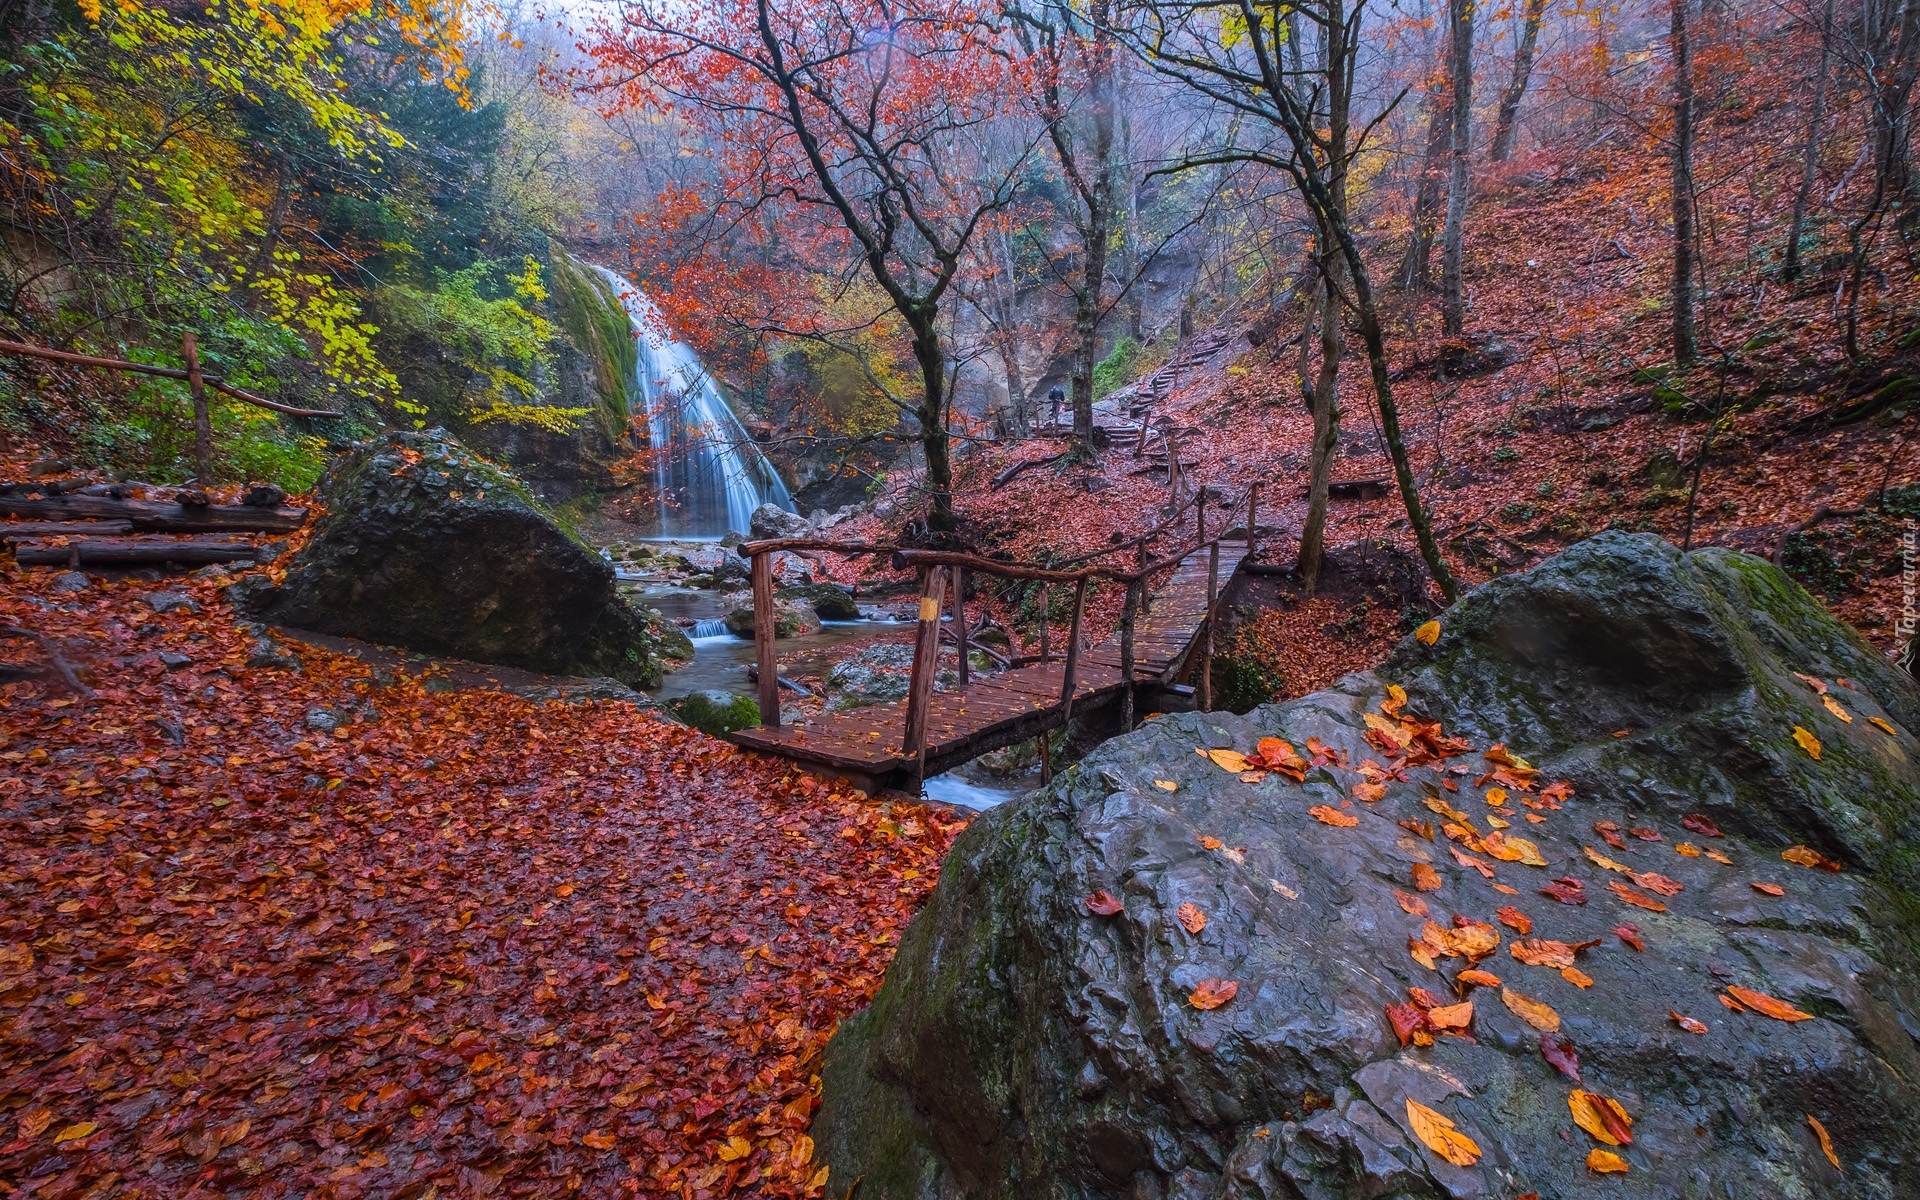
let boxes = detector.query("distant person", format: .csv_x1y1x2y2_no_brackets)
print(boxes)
1048,384,1064,428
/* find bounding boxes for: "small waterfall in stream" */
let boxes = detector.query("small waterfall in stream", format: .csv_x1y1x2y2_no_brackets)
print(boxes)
589,263,793,537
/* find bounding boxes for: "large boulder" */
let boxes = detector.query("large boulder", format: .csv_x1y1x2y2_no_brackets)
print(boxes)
816,533,1920,1199
250,430,678,688
750,502,811,540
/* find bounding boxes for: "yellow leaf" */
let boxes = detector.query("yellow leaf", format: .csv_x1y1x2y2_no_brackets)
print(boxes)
1500,986,1560,1031
1404,1098,1480,1166
53,1122,98,1145
1414,620,1441,645
1562,966,1594,987
1154,779,1178,791
1869,716,1898,736
1569,1090,1634,1146
1207,749,1250,772
1822,695,1852,723
1587,1148,1629,1173
1792,726,1822,760
1386,683,1408,709
1808,1115,1840,1170
1584,845,1630,873
1675,842,1701,857
715,1134,752,1161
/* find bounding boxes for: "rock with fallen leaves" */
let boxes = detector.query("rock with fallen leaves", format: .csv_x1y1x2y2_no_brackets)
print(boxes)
818,533,1920,1198
244,429,688,687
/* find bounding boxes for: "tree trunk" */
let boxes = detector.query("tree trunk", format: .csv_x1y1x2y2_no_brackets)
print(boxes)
1671,0,1698,365
1397,63,1452,290
908,318,955,533
1298,246,1343,593
1782,0,1836,281
1440,0,1474,337
1489,0,1546,161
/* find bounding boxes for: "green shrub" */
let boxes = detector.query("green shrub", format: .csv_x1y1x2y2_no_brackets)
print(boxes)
1092,337,1142,400
1491,446,1521,464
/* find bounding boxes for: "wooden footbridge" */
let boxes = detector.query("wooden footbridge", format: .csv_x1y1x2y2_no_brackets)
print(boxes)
728,484,1263,794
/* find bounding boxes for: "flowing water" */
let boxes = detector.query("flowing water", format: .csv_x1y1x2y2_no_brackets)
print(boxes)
589,263,793,536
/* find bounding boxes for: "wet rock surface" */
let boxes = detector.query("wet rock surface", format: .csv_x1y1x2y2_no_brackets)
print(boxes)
816,533,1920,1199
244,429,678,688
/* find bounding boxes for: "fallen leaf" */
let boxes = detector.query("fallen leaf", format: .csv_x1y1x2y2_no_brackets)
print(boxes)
1569,1089,1634,1146
1670,1011,1708,1034
1792,726,1822,760
1539,877,1588,905
1540,1031,1581,1081
1199,835,1223,850
1426,1000,1474,1030
1404,1099,1480,1166
1490,882,1520,895
1869,716,1898,736
1176,903,1207,934
1510,938,1580,968
1484,787,1508,806
1561,966,1594,987
1449,846,1495,878
1587,1148,1629,1173
1584,846,1630,873
1614,923,1645,951
1822,694,1853,723
1414,620,1441,646
1309,804,1359,828
1500,986,1561,1031
1412,862,1442,892
1751,881,1785,896
1704,846,1734,865
1353,782,1387,803
1086,890,1124,916
554,883,575,897
1809,1115,1840,1170
581,1130,617,1151
1792,671,1829,694
1494,906,1532,934
1675,842,1701,857
18,1109,51,1139
1628,870,1684,896
1154,779,1178,792
715,1134,752,1161
53,1121,98,1145
1726,984,1813,1022
1386,1002,1429,1046
1607,880,1667,911
1782,845,1842,871
1720,992,1746,1012
1682,814,1725,837
1456,968,1502,989
1188,978,1237,1010
1395,888,1430,917
1207,749,1250,772
1594,820,1627,850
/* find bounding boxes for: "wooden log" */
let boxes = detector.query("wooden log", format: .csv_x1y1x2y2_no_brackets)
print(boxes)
0,493,306,533
1200,541,1220,712
891,549,1105,584
902,566,949,764
990,452,1065,490
0,521,134,536
10,535,257,565
950,566,969,688
1057,576,1089,726
751,551,780,728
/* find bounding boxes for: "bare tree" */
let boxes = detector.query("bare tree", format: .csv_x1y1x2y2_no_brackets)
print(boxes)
1489,0,1547,161
1440,0,1473,336
1782,0,1836,282
1671,0,1698,365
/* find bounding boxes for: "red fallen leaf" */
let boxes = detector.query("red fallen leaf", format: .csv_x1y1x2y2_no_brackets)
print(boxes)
1540,877,1588,905
1189,978,1238,1010
1537,781,1573,808
1614,923,1645,951
1387,1001,1428,1047
1494,906,1532,934
1726,985,1814,1022
1540,1032,1581,1083
1628,827,1661,841
1409,986,1445,1009
1176,903,1207,934
1628,870,1684,896
1682,814,1725,837
1593,821,1627,850
1086,891,1124,916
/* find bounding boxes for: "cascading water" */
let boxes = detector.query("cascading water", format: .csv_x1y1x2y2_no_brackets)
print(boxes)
589,263,793,537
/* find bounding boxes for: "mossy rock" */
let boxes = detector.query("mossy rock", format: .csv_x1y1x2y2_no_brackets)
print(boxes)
667,689,759,737
724,599,821,639
782,583,860,622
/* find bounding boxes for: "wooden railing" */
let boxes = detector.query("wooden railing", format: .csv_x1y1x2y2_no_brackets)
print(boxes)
734,478,1261,778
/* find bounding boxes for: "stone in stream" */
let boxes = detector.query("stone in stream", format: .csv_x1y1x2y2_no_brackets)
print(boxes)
815,532,1920,1199
723,597,821,640
667,689,761,738
783,582,860,622
238,429,689,688
750,502,812,540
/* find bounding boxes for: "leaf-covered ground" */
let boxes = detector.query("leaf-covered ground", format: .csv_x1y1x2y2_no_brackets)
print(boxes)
0,565,966,1199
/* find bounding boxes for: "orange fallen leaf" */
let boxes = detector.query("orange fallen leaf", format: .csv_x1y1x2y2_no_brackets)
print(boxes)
1501,986,1560,1031
52,1122,97,1145
1869,716,1898,736
1751,881,1785,896
1510,938,1580,968
1426,1000,1474,1030
1675,842,1701,857
1704,847,1734,865
1484,786,1508,806
1176,903,1207,934
1792,671,1828,694
1584,845,1630,873
1154,779,1178,792
1808,1115,1840,1170
1587,1148,1629,1173
1395,888,1430,917
1671,1011,1708,1034
1792,726,1822,760
1414,620,1441,646
1782,844,1842,871
1404,1098,1480,1166
1720,992,1745,1012
1086,890,1124,915
1494,906,1532,934
1411,862,1442,892
1822,694,1852,723
1352,782,1387,803
1199,835,1223,850
1607,880,1667,911
1309,804,1359,828
1456,968,1502,989
1569,1089,1634,1146
1561,966,1594,988
1206,748,1250,772
1449,846,1496,878
555,883,576,897
582,1130,617,1151
715,1134,752,1161
1188,978,1237,1010
1726,985,1813,1022
1628,869,1683,896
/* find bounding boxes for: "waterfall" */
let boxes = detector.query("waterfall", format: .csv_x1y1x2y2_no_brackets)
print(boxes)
689,619,732,640
588,263,793,537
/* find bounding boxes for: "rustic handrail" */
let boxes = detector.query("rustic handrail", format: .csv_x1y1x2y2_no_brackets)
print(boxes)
0,337,344,418
889,548,1110,584
735,537,894,558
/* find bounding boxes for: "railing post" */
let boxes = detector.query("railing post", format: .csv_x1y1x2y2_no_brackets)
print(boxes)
950,567,970,689
903,566,948,762
184,332,213,484
1038,583,1051,662
1196,489,1206,544
1201,541,1220,712
1246,483,1260,549
752,551,780,728
1056,576,1089,729
1119,579,1139,732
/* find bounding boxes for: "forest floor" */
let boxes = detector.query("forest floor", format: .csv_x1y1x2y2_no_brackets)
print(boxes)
0,543,966,1199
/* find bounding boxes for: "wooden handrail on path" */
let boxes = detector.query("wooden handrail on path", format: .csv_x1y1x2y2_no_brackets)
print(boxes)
729,474,1265,793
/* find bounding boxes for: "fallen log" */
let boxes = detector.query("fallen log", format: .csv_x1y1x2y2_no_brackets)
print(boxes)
10,535,259,566
0,520,134,536
0,493,306,533
991,452,1066,490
